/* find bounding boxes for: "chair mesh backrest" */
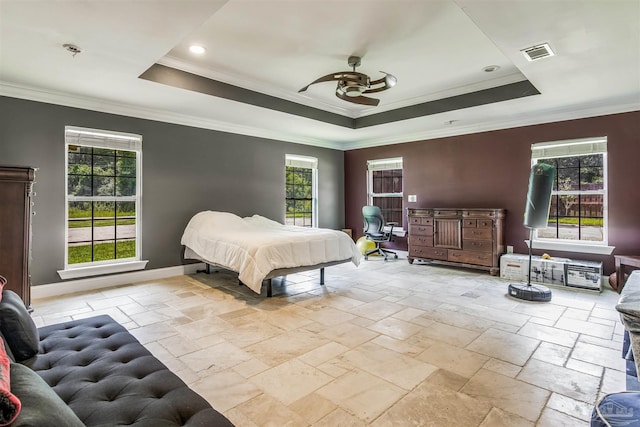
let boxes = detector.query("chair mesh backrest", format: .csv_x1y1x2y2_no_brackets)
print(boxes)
362,206,385,234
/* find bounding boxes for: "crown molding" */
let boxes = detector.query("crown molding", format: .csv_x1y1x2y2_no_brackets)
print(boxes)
0,81,341,150
341,101,640,150
2,81,638,152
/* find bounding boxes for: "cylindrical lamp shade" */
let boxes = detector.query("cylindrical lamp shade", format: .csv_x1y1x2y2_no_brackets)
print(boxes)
523,163,556,229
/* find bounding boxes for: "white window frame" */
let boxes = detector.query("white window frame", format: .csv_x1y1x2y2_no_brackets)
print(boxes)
528,136,614,255
285,154,318,227
367,157,404,231
58,126,147,279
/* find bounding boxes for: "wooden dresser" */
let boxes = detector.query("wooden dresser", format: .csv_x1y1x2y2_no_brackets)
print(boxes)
0,166,36,308
407,208,506,275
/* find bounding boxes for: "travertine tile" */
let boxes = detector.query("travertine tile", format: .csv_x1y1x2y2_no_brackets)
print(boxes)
482,358,521,378
180,341,252,373
531,341,571,366
245,329,329,366
250,359,333,405
289,393,336,425
190,370,262,412
518,321,578,347
461,369,550,422
350,300,405,321
555,317,614,339
298,341,350,367
571,341,626,371
339,341,438,390
31,260,625,427
466,328,540,366
367,316,422,340
418,321,481,347
319,322,379,348
478,407,534,427
371,380,491,427
536,407,585,426
235,393,307,427
546,392,594,422
316,369,405,422
517,359,600,403
371,334,425,357
312,408,367,427
417,342,488,378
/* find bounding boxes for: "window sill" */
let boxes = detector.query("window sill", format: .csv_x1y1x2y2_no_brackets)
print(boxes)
58,260,149,280
525,240,614,255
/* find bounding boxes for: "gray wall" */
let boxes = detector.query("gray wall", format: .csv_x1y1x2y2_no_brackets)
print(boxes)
0,96,345,285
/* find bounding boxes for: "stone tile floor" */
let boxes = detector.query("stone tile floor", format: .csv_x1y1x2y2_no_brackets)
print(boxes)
31,256,625,426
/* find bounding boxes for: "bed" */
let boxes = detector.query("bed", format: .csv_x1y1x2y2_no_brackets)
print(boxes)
181,211,361,296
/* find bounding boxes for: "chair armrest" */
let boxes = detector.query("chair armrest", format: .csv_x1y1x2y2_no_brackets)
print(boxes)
385,222,397,235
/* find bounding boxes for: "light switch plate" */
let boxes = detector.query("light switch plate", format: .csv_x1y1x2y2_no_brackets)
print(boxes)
507,245,514,253
408,195,417,202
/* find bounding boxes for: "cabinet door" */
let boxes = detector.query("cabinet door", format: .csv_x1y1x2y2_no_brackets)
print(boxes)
434,219,461,249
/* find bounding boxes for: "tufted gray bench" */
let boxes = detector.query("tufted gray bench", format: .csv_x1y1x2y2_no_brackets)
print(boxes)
0,290,233,426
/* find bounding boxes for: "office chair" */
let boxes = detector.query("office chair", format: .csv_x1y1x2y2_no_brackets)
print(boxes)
362,205,398,261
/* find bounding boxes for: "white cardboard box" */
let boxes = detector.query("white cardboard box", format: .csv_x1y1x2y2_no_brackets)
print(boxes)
500,254,603,291
500,254,569,286
565,260,603,291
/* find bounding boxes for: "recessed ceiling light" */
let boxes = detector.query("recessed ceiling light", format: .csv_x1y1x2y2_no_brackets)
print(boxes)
482,65,500,73
189,45,206,55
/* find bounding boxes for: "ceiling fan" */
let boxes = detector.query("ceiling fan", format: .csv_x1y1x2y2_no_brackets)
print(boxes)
298,56,397,106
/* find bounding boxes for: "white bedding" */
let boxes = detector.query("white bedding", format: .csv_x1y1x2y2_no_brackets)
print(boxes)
181,211,361,294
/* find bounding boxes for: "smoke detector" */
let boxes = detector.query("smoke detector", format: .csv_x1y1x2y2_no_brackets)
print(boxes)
63,43,82,57
521,43,555,62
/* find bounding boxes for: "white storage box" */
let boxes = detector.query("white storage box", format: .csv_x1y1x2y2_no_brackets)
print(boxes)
565,260,603,291
500,254,569,286
500,254,603,291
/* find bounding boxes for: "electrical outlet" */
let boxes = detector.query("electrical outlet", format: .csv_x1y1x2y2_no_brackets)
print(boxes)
408,195,417,202
507,245,514,254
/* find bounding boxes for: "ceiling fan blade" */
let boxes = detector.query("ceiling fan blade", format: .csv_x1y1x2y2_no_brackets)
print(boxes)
365,72,397,94
298,71,368,92
335,89,380,106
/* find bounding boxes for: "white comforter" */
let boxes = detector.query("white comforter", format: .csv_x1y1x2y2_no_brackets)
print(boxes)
181,211,361,294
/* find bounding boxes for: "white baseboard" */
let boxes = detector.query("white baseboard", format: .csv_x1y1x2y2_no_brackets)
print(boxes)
32,263,206,299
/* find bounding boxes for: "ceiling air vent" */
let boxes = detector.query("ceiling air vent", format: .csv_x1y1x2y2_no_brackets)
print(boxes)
521,43,555,62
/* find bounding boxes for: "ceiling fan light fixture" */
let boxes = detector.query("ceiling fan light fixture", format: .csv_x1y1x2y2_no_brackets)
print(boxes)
338,81,366,97
300,56,396,106
384,73,397,87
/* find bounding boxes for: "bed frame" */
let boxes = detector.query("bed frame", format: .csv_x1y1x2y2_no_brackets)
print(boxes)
198,259,350,297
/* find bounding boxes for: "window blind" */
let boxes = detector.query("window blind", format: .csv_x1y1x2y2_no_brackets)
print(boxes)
285,154,317,169
367,157,403,171
65,126,142,152
531,137,606,160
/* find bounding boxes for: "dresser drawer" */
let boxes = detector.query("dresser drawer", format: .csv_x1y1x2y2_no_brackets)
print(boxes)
434,209,461,217
463,219,477,228
463,210,496,219
478,219,493,228
410,246,448,261
410,235,433,247
410,224,434,236
409,217,434,226
448,250,493,267
462,228,493,240
463,239,493,252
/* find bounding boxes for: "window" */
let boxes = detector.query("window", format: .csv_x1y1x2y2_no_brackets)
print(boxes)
59,126,146,279
367,157,403,228
285,155,317,227
531,137,611,253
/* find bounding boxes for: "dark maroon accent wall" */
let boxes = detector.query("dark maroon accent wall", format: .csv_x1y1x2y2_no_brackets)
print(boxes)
345,111,640,274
